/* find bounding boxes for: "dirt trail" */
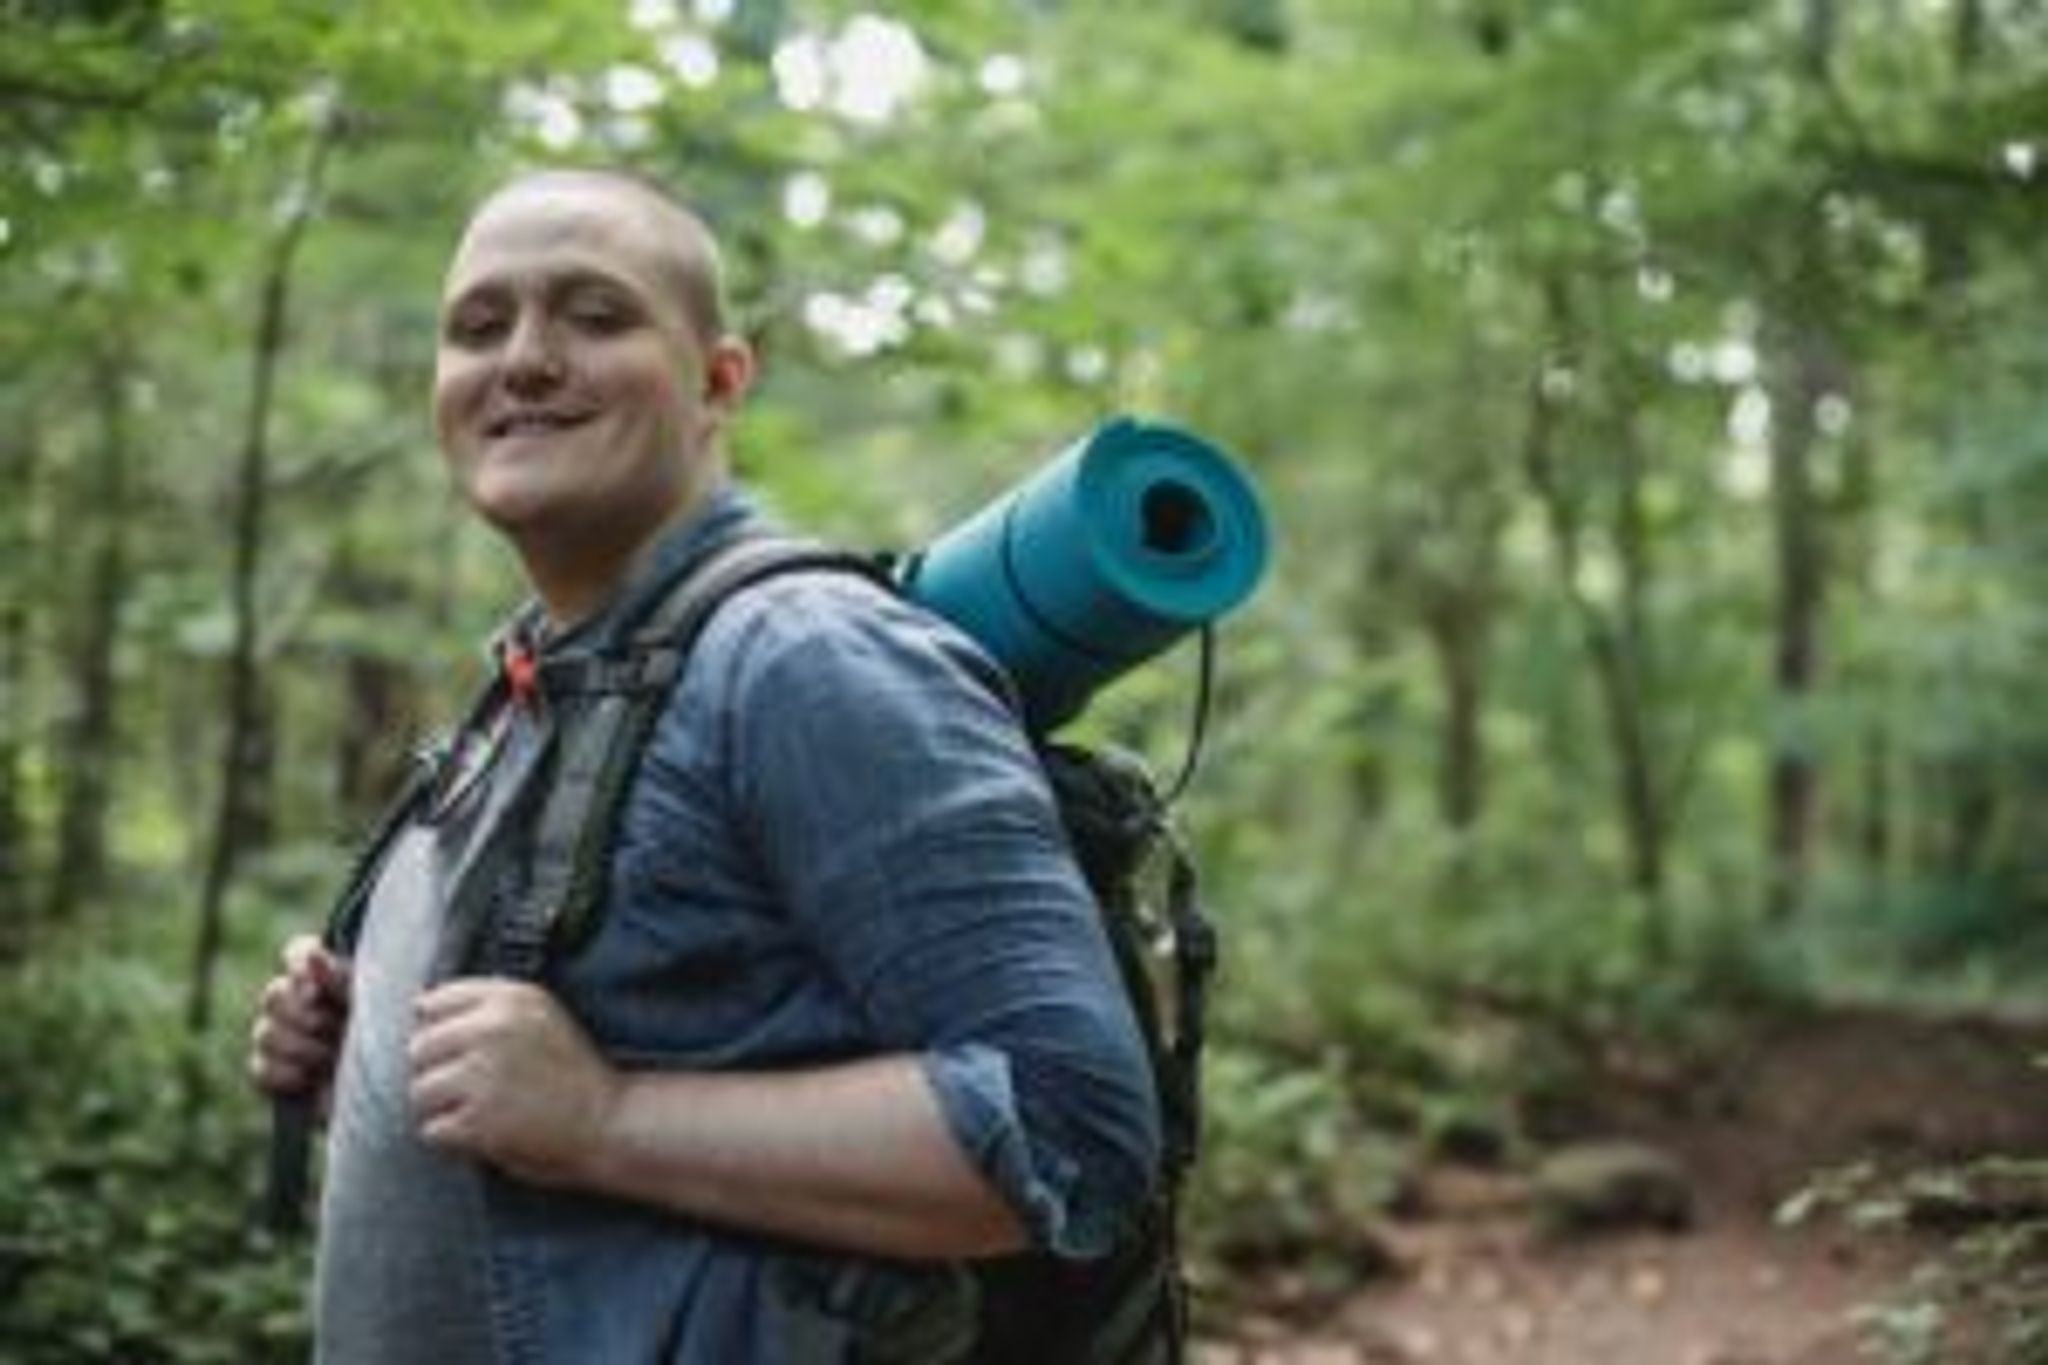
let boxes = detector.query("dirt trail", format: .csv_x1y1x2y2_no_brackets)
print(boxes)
1197,1007,2048,1365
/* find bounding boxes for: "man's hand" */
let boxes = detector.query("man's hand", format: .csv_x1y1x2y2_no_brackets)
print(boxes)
407,979,622,1187
248,934,351,1107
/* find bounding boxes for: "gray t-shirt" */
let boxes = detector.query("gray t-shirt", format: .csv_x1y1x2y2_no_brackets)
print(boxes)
314,711,544,1365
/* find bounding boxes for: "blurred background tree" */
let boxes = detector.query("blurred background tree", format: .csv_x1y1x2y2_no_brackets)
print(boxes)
2,0,2045,1358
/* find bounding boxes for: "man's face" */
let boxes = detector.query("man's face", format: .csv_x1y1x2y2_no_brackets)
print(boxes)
432,178,743,555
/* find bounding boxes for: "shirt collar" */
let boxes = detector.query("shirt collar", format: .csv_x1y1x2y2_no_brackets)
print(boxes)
512,485,768,659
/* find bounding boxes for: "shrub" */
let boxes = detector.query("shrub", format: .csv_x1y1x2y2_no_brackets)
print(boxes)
0,954,310,1364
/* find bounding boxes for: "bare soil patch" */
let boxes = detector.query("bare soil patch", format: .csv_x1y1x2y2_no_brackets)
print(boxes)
1197,1006,2048,1365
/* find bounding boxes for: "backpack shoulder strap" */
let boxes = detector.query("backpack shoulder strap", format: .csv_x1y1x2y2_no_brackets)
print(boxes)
495,533,892,976
320,666,509,957
629,533,894,651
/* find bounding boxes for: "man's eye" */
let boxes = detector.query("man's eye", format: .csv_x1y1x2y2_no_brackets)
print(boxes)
566,296,636,333
445,310,505,346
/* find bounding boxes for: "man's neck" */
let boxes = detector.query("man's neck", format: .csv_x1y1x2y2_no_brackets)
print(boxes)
518,483,729,630
526,538,649,630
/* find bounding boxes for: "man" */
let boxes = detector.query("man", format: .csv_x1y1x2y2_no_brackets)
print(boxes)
248,168,1161,1363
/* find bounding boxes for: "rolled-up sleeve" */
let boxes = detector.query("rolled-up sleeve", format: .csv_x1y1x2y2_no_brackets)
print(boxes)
719,575,1162,1258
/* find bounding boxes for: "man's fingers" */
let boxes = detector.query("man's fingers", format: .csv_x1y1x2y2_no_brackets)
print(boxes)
261,976,344,1040
248,1045,320,1098
254,1018,333,1067
412,977,504,1026
408,1052,490,1158
282,936,352,1005
281,933,325,976
406,1010,486,1073
249,1000,343,1098
248,1051,301,1093
406,989,515,1096
246,936,351,1102
250,959,346,1095
407,1056,467,1122
307,947,353,1003
416,1106,475,1155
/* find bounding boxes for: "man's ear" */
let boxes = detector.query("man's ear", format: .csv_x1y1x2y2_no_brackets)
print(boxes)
702,336,755,413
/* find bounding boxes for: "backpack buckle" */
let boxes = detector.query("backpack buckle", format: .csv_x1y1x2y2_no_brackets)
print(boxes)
632,646,682,691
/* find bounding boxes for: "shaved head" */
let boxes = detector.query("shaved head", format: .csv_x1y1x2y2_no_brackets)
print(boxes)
472,168,731,343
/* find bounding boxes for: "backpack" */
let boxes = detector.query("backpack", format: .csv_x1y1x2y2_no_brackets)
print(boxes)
274,528,1218,1364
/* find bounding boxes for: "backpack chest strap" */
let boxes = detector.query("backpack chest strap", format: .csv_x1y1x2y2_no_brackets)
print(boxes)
533,649,684,699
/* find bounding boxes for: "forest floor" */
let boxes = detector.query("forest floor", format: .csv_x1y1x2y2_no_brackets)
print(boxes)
1196,1004,2048,1365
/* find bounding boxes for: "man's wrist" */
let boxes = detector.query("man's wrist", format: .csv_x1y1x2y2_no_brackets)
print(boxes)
567,1066,660,1198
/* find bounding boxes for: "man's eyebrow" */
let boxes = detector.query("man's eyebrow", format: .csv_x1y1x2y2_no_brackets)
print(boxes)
442,265,646,311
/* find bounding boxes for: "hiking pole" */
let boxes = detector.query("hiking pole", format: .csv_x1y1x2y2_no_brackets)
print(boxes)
260,907,376,1236
264,944,344,1235
263,934,352,1236
266,1097,317,1234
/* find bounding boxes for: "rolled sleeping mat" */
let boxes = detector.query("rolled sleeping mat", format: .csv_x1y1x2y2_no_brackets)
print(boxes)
900,417,1269,733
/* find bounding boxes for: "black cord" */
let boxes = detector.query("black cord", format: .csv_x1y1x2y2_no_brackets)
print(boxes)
1161,624,1215,808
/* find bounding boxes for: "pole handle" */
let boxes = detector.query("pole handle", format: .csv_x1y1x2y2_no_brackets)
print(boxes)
265,1097,316,1235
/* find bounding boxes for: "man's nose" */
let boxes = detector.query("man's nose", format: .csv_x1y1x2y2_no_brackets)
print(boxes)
501,312,565,392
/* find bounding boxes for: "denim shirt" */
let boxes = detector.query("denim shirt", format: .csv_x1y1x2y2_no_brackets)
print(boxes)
473,490,1162,1364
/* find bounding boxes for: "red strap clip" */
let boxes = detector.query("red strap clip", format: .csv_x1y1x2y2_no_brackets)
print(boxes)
503,639,540,708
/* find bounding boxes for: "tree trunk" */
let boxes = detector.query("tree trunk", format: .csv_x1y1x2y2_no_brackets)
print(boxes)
1881,0,1997,892
1763,0,1848,923
1931,0,1999,887
1837,422,1891,884
1944,761,1997,881
188,114,336,1036
0,602,23,962
1801,0,1836,81
331,551,423,819
0,432,35,957
1425,601,1486,833
1344,601,1395,826
337,655,414,816
1953,0,1985,71
1763,316,1829,922
1858,727,1891,873
1522,276,1671,939
1607,404,1667,915
1464,0,1514,57
48,346,132,922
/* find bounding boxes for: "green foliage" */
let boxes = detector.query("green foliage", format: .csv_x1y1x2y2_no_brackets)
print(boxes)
0,951,309,1362
1780,1156,2048,1365
1186,1042,1407,1286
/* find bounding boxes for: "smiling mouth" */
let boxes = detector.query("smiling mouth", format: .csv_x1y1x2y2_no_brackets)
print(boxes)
484,410,596,439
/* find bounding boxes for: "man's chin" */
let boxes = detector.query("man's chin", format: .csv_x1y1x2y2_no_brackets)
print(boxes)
459,472,561,537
